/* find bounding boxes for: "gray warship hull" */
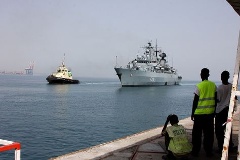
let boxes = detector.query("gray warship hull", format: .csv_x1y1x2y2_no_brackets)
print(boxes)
114,68,181,87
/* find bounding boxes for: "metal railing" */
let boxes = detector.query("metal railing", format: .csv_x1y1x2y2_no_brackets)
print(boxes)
0,139,21,160
221,31,240,160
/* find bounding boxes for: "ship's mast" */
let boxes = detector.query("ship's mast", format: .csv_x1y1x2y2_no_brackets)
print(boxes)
115,56,118,67
155,39,159,57
62,53,65,66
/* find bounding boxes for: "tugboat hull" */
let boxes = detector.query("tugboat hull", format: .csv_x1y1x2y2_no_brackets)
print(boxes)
46,55,80,84
46,75,79,84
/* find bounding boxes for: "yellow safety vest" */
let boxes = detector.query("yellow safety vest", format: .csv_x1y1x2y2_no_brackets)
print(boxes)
194,80,216,115
166,124,192,155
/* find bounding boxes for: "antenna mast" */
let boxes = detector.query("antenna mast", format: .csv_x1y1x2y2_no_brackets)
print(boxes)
116,56,118,67
155,39,159,57
62,53,65,66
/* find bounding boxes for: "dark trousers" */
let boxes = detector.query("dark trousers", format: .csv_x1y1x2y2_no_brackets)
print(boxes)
192,114,214,154
215,107,234,150
165,133,176,159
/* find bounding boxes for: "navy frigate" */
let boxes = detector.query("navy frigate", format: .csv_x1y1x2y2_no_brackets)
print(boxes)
114,42,182,87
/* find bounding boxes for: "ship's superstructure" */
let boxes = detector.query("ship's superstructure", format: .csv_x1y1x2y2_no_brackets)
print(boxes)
114,41,182,86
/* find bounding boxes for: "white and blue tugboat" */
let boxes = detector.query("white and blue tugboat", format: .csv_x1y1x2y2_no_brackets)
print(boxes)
114,41,182,86
46,57,79,84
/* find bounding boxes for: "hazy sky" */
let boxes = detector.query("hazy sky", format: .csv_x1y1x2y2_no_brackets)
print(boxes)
0,0,239,81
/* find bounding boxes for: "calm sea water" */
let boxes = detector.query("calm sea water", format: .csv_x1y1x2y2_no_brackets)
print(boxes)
0,75,198,160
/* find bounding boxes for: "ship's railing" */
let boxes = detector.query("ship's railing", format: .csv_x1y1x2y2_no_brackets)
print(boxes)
222,1,240,159
221,30,240,160
0,139,21,160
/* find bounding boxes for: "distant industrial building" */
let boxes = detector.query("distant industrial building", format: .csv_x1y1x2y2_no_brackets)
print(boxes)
25,62,34,75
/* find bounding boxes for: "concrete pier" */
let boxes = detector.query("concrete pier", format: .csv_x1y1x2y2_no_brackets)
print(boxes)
50,112,239,160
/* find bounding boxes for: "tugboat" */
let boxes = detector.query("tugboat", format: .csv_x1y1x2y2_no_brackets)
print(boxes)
114,41,182,86
46,57,79,84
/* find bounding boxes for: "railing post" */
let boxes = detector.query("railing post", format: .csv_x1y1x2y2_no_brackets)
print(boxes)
15,149,21,160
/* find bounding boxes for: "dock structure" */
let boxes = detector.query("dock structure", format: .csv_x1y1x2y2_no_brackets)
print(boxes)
51,1,240,160
50,112,239,160
223,1,240,160
25,62,34,75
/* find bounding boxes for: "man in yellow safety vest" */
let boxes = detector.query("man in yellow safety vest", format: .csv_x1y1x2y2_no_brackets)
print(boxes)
161,114,192,160
191,68,216,157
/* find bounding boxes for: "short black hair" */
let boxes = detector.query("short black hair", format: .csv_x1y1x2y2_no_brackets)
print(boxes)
221,70,229,78
169,114,179,124
201,68,209,75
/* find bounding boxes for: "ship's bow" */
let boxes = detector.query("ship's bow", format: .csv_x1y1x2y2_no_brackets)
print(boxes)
114,67,122,82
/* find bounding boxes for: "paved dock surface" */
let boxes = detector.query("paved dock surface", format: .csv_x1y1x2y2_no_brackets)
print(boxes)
99,116,239,160
51,112,239,160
